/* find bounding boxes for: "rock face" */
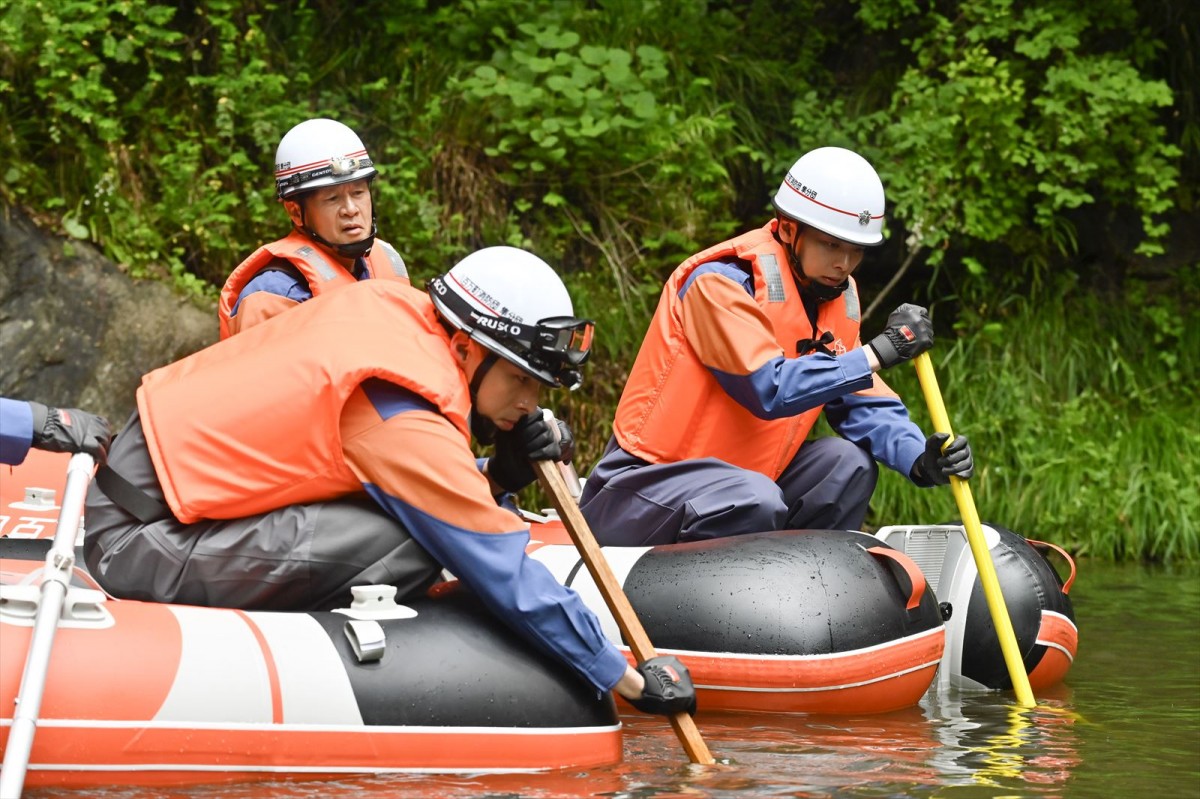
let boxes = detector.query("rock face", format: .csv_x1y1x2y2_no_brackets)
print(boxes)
0,205,218,425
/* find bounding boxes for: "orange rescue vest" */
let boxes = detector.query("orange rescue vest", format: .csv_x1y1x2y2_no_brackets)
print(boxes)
140,281,470,523
217,230,410,339
613,221,882,480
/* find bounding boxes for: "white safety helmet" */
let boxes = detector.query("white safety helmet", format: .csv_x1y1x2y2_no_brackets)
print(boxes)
772,147,885,246
429,247,594,390
274,118,378,200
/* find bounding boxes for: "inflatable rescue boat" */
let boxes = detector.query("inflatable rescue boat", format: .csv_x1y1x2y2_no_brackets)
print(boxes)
526,514,1076,713
1,452,620,789
0,540,621,789
1,449,1078,787
874,521,1077,692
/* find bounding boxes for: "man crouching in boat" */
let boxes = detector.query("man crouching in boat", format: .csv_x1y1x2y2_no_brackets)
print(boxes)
83,246,696,717
580,147,974,545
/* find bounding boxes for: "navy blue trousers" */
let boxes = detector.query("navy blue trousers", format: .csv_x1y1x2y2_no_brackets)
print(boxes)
578,436,878,547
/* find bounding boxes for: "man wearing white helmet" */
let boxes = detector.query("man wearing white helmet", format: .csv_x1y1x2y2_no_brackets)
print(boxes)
84,247,696,718
579,146,973,545
217,118,411,338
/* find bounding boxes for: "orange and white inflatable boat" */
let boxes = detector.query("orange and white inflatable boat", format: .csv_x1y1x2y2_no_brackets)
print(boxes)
0,540,622,789
528,520,948,715
1,452,621,789
1,450,1078,787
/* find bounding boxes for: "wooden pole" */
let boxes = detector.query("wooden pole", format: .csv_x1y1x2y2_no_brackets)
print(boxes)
533,459,715,764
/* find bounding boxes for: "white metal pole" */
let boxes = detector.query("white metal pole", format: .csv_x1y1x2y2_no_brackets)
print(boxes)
0,453,94,798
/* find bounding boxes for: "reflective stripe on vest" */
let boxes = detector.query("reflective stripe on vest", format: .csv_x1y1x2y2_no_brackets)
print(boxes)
371,240,409,280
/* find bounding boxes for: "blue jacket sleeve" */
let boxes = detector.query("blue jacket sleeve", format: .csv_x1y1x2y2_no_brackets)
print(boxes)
713,348,875,419
824,391,927,479
231,268,314,316
367,496,630,695
0,397,34,466
344,381,630,694
681,261,875,419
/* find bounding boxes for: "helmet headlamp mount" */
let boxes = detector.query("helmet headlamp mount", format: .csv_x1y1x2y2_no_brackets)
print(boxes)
277,155,375,199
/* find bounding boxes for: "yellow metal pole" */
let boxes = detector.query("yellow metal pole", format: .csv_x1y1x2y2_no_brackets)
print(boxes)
913,352,1036,707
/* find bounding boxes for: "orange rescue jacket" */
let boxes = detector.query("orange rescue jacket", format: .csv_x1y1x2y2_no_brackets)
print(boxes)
217,230,410,339
140,281,470,523
614,221,888,480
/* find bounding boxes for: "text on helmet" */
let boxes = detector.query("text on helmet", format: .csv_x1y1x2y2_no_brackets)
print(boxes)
784,173,817,200
471,313,525,337
456,275,513,320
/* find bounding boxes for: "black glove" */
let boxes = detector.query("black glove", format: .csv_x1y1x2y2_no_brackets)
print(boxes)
29,401,113,465
628,655,697,716
488,409,576,493
866,303,934,369
911,432,974,487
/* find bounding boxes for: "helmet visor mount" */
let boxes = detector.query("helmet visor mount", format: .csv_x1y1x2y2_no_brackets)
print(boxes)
511,315,594,390
526,316,594,368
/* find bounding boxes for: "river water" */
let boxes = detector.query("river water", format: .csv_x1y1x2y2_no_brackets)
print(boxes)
17,559,1200,799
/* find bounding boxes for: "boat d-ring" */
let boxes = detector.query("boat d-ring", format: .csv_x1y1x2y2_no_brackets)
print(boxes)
865,545,927,611
343,619,387,663
333,585,419,663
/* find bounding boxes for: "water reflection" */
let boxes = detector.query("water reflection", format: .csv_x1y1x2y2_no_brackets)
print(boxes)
922,690,1082,793
626,693,1084,798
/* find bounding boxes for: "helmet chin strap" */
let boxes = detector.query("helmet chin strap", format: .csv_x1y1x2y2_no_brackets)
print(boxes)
776,221,848,303
467,352,499,444
798,273,848,303
297,201,378,260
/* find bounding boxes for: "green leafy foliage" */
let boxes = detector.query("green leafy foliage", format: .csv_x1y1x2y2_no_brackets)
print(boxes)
447,8,739,339
864,288,1199,561
848,0,1180,294
1,0,1193,559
